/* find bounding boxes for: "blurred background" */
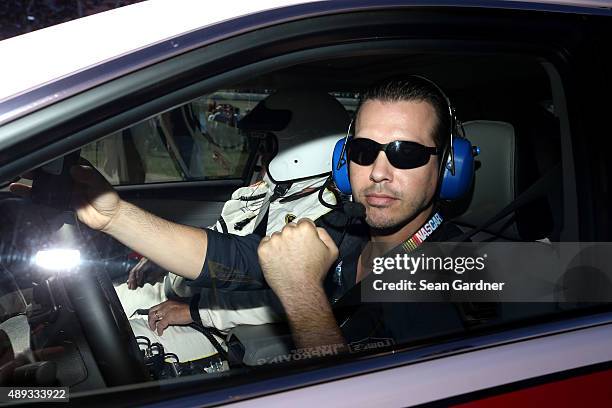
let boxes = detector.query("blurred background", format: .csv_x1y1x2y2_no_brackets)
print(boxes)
0,0,145,40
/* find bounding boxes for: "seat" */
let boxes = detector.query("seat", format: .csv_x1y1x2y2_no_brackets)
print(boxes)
450,119,563,322
452,119,558,242
452,120,519,241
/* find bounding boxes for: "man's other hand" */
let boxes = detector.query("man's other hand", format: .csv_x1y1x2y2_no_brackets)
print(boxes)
127,257,168,290
258,218,339,298
148,300,193,336
9,164,121,232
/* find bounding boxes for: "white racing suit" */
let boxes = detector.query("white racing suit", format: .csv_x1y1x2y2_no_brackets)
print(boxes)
115,174,336,362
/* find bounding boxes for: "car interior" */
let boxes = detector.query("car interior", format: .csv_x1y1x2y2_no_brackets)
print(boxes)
0,34,598,396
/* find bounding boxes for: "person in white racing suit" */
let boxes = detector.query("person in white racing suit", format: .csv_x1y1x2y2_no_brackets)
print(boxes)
114,89,350,362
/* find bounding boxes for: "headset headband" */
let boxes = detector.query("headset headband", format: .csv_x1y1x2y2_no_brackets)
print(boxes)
336,118,353,171
339,75,458,174
410,75,457,176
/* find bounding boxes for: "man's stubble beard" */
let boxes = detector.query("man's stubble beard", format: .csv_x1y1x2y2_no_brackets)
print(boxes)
355,189,434,236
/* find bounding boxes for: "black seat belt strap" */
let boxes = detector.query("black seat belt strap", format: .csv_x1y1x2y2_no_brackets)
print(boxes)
456,164,561,242
252,182,291,237
253,208,269,237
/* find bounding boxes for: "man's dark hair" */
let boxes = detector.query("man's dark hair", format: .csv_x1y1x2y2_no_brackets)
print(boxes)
355,76,452,151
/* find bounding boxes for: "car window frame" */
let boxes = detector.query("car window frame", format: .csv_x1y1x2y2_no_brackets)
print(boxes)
0,4,610,403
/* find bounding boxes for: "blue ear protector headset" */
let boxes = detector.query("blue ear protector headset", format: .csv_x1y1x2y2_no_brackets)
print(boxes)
332,76,479,201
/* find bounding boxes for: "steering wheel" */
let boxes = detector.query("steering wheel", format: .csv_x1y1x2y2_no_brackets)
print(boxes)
61,224,149,387
0,192,148,387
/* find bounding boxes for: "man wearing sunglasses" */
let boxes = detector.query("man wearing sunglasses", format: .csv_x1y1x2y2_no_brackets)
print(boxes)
258,76,466,350
11,76,464,358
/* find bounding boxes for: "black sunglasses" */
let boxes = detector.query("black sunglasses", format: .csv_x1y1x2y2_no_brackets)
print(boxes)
347,138,440,169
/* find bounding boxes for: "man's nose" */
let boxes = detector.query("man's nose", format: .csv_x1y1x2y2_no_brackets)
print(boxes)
369,151,393,183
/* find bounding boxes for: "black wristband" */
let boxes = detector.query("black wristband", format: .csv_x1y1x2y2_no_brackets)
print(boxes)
189,293,202,325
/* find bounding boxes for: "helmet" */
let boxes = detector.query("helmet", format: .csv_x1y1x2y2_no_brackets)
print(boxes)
238,89,349,182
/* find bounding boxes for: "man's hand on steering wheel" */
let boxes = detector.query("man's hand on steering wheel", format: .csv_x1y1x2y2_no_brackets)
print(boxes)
9,162,121,232
148,300,193,336
8,164,149,385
